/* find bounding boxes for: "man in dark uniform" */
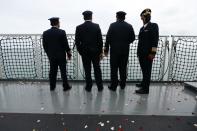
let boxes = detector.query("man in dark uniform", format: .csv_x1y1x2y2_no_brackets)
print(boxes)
42,17,72,91
104,11,135,91
136,9,159,94
75,11,103,92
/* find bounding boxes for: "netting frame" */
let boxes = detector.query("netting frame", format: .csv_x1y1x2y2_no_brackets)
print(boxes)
1,34,197,82
168,36,197,81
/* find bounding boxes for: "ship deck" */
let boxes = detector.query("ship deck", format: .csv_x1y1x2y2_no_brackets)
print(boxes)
0,81,196,130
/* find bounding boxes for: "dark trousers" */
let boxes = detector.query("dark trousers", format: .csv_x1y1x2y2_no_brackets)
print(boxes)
81,53,103,89
110,53,129,88
49,56,68,89
138,55,153,90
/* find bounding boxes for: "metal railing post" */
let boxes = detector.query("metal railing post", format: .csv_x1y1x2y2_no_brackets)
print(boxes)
167,35,175,81
0,35,6,79
34,35,42,79
0,38,3,79
160,36,169,81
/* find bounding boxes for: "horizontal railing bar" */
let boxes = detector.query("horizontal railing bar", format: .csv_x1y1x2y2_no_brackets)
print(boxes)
171,35,197,37
0,78,187,83
0,34,180,37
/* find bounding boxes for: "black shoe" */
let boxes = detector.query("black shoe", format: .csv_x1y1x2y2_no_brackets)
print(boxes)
63,85,72,91
85,85,92,92
136,83,143,88
108,85,116,92
135,88,149,94
85,87,91,92
98,86,103,92
120,83,125,90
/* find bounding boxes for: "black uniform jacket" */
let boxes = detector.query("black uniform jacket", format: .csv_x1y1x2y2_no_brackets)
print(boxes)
105,21,135,55
75,21,103,55
137,22,159,56
42,27,70,59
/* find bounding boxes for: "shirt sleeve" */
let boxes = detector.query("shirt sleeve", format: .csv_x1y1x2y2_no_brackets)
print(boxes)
151,23,159,48
97,25,103,54
42,32,48,54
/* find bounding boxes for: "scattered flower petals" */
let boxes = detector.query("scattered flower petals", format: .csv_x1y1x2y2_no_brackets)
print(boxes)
98,122,104,127
62,122,65,126
110,127,115,130
36,120,41,123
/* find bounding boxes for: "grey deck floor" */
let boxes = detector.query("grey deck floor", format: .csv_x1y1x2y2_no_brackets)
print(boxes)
0,81,196,116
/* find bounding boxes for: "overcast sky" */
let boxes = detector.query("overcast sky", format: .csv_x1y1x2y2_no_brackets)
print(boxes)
0,0,196,35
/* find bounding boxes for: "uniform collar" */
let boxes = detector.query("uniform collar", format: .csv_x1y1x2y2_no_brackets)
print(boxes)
143,22,150,28
51,26,59,29
85,20,92,22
